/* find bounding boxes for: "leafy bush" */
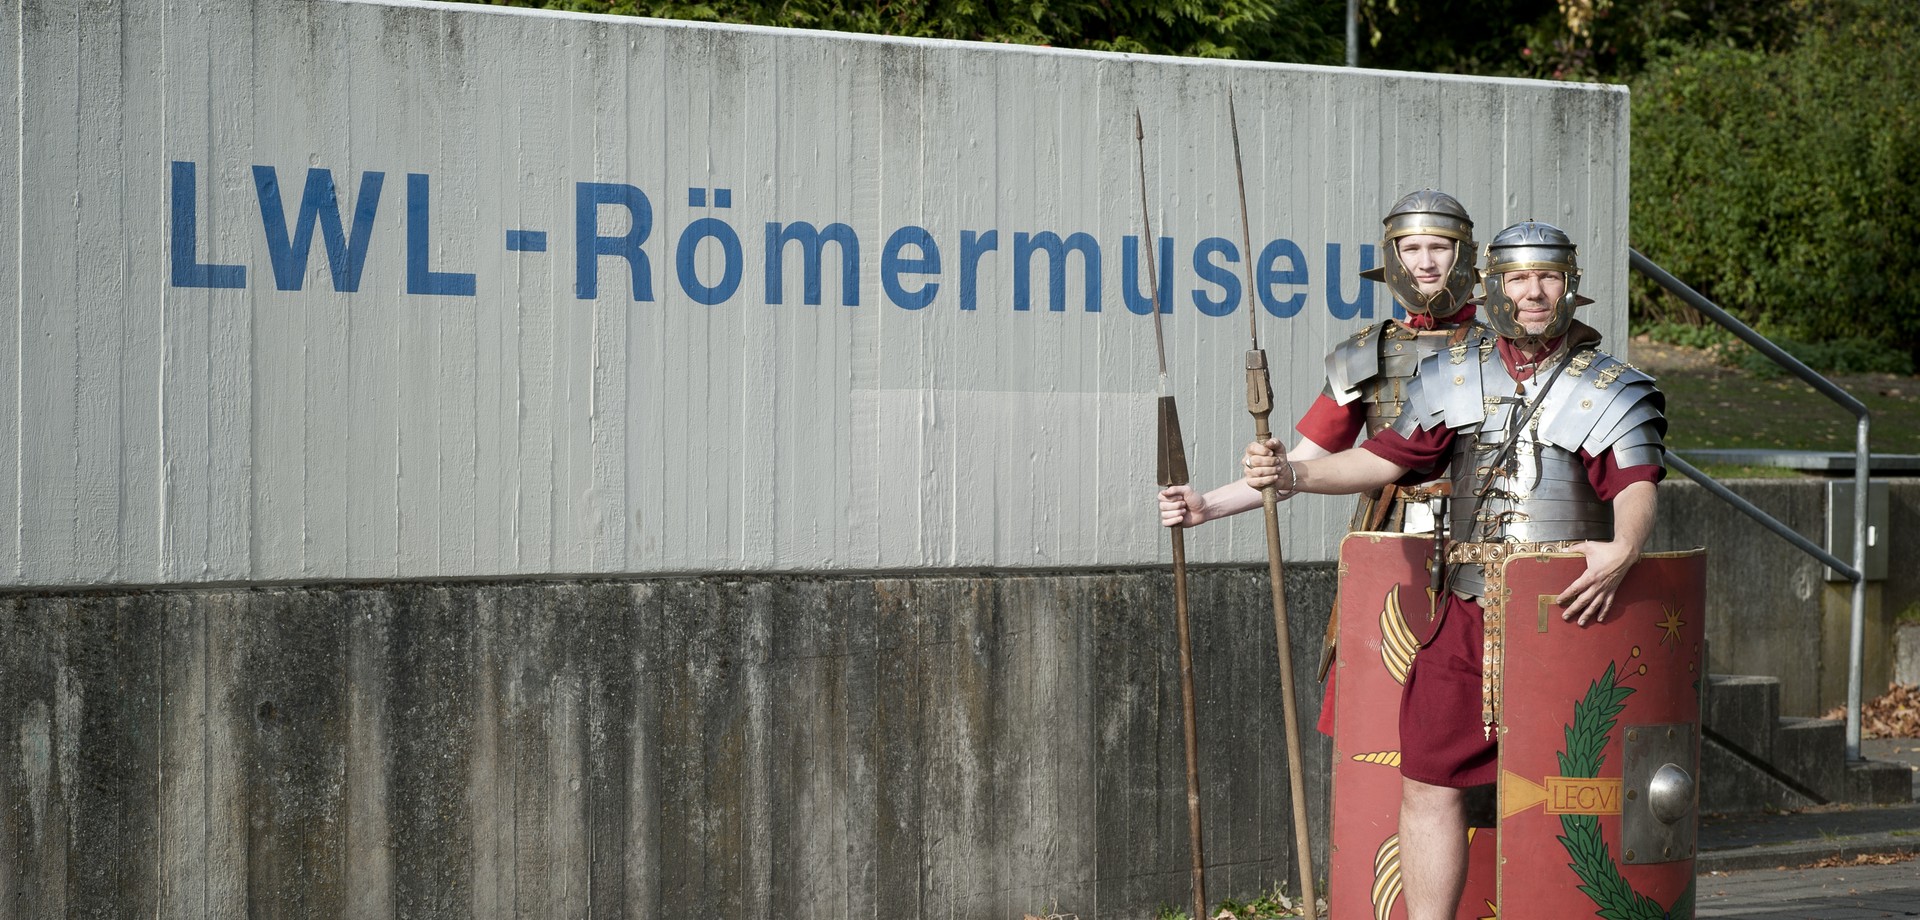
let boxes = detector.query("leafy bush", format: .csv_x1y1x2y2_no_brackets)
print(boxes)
481,0,1348,64
1630,0,1920,368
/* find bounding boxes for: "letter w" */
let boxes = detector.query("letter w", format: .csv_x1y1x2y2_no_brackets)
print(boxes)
253,166,384,292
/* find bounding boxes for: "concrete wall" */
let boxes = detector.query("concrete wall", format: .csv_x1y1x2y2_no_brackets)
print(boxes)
2,0,1632,587
0,566,1338,920
1651,477,1920,717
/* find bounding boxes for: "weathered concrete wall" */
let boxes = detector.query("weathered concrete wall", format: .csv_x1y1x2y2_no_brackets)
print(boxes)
1651,478,1920,717
0,566,1338,920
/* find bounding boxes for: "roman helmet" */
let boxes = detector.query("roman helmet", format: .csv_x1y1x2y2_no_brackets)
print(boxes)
1480,219,1591,343
1359,188,1478,319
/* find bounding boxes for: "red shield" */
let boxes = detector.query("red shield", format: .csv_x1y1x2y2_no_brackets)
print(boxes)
1330,533,1498,920
1495,550,1707,919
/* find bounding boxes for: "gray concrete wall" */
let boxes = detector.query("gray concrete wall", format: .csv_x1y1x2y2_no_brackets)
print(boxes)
1651,477,1920,717
3,0,1633,586
0,566,1337,920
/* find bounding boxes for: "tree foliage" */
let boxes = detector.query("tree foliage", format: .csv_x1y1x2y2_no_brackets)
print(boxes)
470,0,1347,64
1629,0,1920,362
1357,0,1799,82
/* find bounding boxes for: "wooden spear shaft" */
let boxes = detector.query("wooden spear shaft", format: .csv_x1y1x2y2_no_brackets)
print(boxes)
1229,94,1319,920
1136,111,1207,920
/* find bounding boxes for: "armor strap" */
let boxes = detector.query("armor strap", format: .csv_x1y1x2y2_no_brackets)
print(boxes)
1362,485,1398,531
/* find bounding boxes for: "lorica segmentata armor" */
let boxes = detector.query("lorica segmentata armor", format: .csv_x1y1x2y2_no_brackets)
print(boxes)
1325,323,1493,532
1393,335,1666,596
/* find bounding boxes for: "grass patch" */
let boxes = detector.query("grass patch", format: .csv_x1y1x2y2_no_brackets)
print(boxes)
1656,368,1920,455
1671,463,1805,480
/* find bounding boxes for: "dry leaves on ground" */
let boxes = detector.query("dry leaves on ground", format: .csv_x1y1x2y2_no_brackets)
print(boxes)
1820,683,1920,737
1803,851,1917,869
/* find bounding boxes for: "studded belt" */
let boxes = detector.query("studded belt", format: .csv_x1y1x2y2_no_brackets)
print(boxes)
1445,539,1580,566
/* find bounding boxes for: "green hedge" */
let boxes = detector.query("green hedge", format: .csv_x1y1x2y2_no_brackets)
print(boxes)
1630,0,1920,366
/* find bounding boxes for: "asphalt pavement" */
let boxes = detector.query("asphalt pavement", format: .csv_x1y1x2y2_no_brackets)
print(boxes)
1693,739,1920,919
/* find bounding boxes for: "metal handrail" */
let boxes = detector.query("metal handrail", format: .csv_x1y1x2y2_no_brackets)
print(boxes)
1630,248,1872,761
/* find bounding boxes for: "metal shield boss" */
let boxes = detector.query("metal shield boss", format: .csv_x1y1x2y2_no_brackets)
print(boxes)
1495,550,1707,919
1330,533,1497,920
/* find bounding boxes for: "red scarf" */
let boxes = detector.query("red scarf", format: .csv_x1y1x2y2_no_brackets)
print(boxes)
1403,301,1478,330
1496,334,1565,382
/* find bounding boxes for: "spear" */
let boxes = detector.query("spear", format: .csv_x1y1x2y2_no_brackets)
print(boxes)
1228,93,1319,920
1135,110,1207,920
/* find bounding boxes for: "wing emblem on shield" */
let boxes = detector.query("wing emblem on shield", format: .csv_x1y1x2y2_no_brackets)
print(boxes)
1379,584,1419,685
1370,829,1498,920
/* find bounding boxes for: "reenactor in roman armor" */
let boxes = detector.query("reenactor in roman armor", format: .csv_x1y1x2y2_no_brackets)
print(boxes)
1246,221,1701,920
1319,188,1486,534
1155,188,1483,534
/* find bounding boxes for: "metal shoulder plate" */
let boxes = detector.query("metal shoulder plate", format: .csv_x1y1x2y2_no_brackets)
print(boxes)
1323,323,1383,406
1395,331,1496,435
1537,350,1667,457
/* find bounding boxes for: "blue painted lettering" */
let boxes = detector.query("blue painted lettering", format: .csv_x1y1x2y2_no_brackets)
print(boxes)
881,226,941,310
765,221,860,306
1256,237,1308,318
1013,231,1100,312
676,217,744,305
405,174,476,296
1121,235,1174,315
169,161,245,289
253,166,383,292
575,182,654,301
1190,237,1240,317
1325,242,1377,320
959,230,998,311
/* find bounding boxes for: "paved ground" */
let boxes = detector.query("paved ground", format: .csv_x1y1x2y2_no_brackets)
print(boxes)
1694,738,1920,918
1698,860,1920,918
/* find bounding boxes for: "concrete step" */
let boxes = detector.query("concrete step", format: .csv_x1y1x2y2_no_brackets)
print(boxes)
1703,674,1779,763
1702,732,1817,814
1774,717,1847,802
1847,758,1916,806
1700,673,1915,812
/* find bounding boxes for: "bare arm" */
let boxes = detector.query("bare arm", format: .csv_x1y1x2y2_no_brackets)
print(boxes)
1158,438,1332,528
1243,438,1409,497
1556,479,1658,626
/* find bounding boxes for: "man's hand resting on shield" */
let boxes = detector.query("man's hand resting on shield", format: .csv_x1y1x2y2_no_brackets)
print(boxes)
1554,480,1658,627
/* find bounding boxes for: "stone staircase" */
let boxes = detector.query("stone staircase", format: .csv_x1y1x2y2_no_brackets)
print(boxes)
1701,674,1914,813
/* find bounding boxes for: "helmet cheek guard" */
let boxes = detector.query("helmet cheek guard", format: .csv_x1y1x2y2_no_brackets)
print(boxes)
1362,189,1478,319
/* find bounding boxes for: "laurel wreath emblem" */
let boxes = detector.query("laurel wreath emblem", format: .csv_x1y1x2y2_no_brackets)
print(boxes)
1555,661,1695,919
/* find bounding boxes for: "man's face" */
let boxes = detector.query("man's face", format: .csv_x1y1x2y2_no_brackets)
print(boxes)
1501,269,1567,334
1395,234,1457,296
